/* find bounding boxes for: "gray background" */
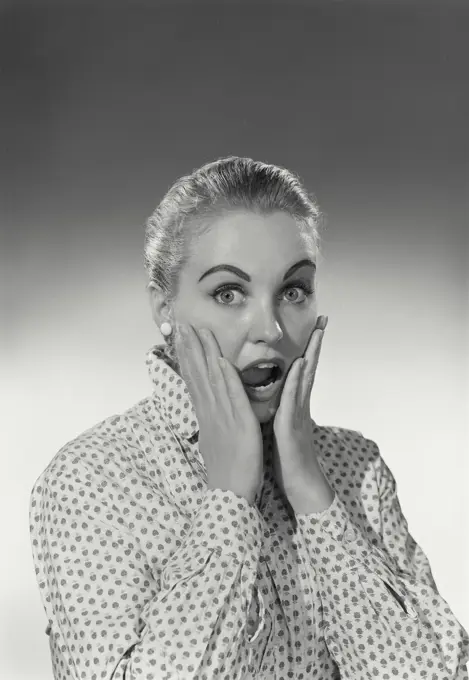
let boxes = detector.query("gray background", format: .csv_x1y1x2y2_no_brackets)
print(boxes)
2,1,468,678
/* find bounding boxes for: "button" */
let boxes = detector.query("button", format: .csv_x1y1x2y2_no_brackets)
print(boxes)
344,527,356,542
247,648,253,668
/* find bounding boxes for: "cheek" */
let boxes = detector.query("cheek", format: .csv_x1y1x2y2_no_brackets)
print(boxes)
211,332,237,361
289,327,316,361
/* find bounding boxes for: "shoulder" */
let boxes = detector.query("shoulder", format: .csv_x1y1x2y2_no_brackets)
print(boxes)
313,421,382,471
30,394,163,499
312,423,392,525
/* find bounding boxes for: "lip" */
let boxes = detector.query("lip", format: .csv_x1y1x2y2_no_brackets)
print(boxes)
241,356,286,374
243,372,284,402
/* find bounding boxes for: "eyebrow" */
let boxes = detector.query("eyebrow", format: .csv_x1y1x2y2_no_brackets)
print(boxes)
198,258,316,283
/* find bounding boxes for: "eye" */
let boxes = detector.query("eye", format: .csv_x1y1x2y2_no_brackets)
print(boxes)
283,280,315,303
211,284,245,305
211,281,315,306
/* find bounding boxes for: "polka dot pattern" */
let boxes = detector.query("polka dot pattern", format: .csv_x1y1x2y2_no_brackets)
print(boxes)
29,343,469,679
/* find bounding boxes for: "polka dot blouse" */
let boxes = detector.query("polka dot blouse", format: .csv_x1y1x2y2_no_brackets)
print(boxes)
29,343,469,680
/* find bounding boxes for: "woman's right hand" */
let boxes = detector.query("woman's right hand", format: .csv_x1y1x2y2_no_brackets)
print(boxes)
174,323,263,504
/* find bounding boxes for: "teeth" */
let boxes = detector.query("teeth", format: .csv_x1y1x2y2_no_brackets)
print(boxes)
255,362,275,369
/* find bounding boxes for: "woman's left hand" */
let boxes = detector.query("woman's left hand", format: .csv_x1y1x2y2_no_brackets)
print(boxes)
272,315,335,514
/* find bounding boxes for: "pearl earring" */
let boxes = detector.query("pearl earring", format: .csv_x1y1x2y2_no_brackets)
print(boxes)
160,322,173,337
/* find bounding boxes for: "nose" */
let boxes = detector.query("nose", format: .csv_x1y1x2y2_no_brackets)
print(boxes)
249,308,284,345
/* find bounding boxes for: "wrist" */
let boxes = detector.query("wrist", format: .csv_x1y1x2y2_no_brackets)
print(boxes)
288,478,335,515
206,483,256,505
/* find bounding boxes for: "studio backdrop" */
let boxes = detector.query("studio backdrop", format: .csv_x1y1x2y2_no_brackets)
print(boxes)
2,2,468,679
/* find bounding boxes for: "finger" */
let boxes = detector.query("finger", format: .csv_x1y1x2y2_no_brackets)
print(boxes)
173,323,185,364
303,324,323,364
300,324,325,402
306,330,323,376
197,328,233,412
301,335,323,405
280,358,304,424
198,327,222,383
218,357,254,420
196,328,252,418
173,323,188,379
188,326,240,418
316,315,328,332
296,358,307,408
186,324,209,372
173,324,199,399
183,324,214,397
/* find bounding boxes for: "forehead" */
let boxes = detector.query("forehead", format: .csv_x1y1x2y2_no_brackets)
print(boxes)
190,210,313,268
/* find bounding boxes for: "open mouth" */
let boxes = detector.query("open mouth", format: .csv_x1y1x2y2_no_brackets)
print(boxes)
242,365,283,401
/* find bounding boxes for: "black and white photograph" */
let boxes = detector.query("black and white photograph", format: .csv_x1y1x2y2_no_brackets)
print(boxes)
3,1,468,678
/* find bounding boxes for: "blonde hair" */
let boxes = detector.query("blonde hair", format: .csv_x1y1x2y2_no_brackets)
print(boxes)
144,155,323,363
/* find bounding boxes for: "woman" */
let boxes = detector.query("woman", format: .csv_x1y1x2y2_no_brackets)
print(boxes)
30,156,468,680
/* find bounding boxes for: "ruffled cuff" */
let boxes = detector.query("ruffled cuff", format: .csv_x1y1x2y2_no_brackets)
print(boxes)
186,488,264,558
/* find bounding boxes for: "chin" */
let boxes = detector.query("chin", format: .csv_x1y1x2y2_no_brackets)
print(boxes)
250,400,278,423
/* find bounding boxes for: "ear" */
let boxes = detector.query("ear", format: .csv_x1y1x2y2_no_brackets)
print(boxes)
147,282,170,327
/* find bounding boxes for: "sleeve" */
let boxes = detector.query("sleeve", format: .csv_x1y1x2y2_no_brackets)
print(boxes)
30,469,266,680
294,436,469,680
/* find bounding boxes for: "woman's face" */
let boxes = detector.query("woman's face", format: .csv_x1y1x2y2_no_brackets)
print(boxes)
168,210,318,423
